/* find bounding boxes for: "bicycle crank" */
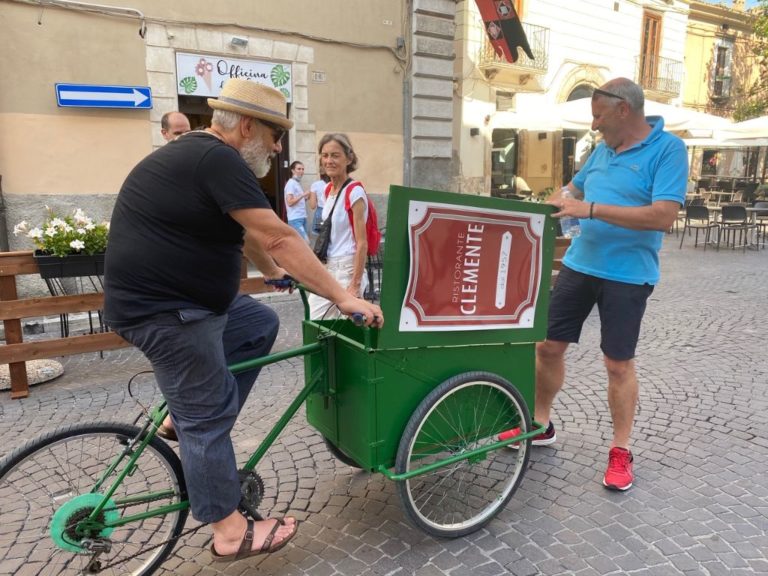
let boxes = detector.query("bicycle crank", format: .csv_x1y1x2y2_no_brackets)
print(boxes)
49,493,119,553
238,469,265,521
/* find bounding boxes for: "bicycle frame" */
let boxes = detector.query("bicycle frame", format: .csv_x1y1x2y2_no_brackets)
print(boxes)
84,289,329,531
81,288,545,532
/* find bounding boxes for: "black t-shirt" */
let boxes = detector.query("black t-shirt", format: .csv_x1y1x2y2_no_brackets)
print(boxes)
104,131,271,324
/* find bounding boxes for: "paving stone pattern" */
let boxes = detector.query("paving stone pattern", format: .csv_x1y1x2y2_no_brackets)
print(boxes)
1,236,767,575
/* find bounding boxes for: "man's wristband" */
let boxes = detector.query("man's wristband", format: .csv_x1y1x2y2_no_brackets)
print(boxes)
589,202,595,219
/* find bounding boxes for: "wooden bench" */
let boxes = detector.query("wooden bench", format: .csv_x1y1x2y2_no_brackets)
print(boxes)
2,239,571,399
0,251,269,399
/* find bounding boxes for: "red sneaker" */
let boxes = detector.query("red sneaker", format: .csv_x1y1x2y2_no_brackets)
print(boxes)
603,447,634,491
500,421,556,450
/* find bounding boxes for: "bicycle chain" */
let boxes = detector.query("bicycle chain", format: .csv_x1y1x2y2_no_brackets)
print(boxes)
70,470,265,573
65,496,207,573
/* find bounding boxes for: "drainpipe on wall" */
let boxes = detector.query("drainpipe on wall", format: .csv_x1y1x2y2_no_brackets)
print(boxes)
0,175,9,252
403,78,412,187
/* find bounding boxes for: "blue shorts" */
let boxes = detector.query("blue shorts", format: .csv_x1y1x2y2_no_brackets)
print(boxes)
288,218,309,241
547,265,654,360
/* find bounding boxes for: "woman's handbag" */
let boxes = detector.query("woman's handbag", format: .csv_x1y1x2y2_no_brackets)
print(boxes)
312,179,349,263
312,217,333,263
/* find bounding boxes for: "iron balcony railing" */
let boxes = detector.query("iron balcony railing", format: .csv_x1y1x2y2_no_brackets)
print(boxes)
478,21,549,73
635,54,683,96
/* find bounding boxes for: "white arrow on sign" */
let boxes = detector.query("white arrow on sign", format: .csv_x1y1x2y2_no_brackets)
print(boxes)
59,88,149,107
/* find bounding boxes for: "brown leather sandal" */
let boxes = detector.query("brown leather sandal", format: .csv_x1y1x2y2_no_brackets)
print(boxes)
210,518,298,562
155,423,178,442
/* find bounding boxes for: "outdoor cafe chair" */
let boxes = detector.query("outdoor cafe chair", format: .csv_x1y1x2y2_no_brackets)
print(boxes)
679,204,719,250
717,204,754,252
753,201,768,249
673,196,705,236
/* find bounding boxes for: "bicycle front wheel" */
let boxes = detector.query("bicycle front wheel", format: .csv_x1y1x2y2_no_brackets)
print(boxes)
395,372,531,538
0,422,188,576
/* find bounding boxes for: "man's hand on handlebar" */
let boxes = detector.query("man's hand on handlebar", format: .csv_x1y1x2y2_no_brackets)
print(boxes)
264,270,294,292
265,276,384,327
336,296,383,328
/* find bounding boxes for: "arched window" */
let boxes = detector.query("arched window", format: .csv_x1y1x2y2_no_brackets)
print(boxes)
567,84,594,101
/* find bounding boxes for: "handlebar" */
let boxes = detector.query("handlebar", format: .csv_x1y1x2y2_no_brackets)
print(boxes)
264,276,296,290
265,276,376,327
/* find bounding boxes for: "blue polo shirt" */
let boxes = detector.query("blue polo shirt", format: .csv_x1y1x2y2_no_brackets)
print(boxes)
567,116,687,285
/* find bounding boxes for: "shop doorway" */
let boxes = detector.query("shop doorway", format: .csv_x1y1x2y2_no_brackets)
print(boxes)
178,95,290,219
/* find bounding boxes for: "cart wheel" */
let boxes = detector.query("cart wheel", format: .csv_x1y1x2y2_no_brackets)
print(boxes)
395,372,531,538
323,437,363,469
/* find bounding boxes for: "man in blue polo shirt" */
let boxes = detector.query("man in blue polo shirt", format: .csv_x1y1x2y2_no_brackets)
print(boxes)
530,78,687,491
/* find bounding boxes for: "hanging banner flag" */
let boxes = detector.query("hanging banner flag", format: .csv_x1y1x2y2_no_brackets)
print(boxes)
475,0,534,64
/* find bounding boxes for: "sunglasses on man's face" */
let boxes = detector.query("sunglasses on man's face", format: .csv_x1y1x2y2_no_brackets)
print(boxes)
592,88,626,101
258,119,287,143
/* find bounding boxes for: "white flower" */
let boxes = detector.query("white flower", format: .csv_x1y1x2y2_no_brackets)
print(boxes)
14,207,109,257
13,221,29,236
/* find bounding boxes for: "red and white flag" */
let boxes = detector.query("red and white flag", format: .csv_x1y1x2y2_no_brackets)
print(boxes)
475,0,534,64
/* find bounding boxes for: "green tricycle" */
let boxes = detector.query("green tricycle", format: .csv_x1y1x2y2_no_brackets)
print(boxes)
0,187,557,575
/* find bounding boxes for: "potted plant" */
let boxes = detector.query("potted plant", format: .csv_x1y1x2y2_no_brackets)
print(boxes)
13,207,109,279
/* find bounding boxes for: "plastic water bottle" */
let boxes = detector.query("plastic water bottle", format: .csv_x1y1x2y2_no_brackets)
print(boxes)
559,188,581,238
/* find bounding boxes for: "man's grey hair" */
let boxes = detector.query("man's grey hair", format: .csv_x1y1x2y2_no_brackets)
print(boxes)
596,78,645,112
212,109,244,130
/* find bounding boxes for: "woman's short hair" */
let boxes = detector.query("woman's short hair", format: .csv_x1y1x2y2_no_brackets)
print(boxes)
289,161,303,171
318,133,358,173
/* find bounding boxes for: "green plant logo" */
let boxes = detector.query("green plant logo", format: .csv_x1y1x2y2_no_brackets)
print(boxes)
271,65,290,88
179,76,198,94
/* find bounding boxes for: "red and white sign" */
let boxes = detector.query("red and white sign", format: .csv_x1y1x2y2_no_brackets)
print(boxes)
400,201,544,332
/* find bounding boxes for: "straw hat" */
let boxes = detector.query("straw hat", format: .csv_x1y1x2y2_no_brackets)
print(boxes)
208,78,293,129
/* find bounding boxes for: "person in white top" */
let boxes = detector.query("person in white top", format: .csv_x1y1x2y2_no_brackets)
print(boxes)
284,161,311,242
309,133,370,319
309,173,329,235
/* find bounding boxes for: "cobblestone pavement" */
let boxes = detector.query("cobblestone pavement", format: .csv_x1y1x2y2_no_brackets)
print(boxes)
1,235,767,576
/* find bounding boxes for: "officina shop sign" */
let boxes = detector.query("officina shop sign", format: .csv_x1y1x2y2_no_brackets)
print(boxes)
175,52,292,102
399,201,544,332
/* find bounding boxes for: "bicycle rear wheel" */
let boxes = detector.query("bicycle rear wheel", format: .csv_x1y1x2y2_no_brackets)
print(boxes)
395,372,531,538
0,422,188,576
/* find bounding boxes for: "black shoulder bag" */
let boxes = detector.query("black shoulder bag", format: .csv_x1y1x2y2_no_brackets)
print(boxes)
313,178,350,263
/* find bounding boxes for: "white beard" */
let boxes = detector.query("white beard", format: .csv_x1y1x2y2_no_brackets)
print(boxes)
240,137,272,178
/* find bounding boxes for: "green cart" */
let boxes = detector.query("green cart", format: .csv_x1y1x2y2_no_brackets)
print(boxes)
304,186,557,537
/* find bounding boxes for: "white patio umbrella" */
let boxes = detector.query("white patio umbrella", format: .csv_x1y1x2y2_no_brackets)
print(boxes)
553,98,731,132
717,116,768,146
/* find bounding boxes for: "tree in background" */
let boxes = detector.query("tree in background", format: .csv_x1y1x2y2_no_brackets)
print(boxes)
735,0,768,120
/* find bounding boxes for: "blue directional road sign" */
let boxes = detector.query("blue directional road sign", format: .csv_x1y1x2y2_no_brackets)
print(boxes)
55,84,153,109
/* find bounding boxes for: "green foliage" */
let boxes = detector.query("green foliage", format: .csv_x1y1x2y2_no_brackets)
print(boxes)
740,0,768,119
13,208,109,257
733,97,768,121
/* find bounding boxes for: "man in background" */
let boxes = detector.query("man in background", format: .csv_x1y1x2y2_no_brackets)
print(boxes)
160,111,191,142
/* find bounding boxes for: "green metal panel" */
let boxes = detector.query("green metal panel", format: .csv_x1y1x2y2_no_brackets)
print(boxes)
305,321,535,471
377,186,557,349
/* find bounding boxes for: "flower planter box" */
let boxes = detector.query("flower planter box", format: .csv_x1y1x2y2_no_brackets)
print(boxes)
34,251,106,279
